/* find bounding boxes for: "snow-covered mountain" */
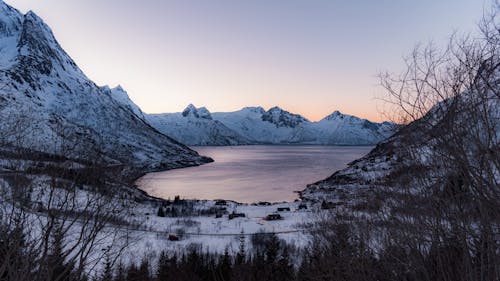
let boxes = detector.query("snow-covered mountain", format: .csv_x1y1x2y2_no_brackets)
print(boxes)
215,106,399,145
310,111,396,145
211,106,316,144
0,1,211,174
148,105,397,146
147,104,252,146
105,85,146,121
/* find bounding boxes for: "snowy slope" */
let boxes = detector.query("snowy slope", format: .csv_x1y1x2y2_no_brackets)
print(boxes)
211,106,315,144
149,105,397,146
311,111,397,145
212,107,397,145
147,104,252,146
104,85,146,121
0,1,211,173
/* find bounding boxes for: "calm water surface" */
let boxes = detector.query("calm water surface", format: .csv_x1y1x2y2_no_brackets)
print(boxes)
137,145,371,203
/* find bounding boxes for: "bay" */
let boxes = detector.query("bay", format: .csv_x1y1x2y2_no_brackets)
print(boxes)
137,145,371,203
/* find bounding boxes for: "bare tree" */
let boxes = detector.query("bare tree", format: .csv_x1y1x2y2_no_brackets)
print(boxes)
0,121,135,280
375,4,500,281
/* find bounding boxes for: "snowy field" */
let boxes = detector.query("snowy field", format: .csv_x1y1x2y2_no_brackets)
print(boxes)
120,200,316,264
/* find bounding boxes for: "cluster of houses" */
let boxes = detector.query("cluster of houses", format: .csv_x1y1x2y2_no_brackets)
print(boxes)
166,201,310,242
214,200,308,221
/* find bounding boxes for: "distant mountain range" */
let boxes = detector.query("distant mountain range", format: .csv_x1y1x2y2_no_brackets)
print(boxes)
147,105,398,146
146,104,253,146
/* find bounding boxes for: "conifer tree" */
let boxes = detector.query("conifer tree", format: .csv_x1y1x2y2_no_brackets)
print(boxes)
138,258,151,281
157,206,165,217
218,248,232,281
46,228,75,281
100,254,113,281
265,233,280,264
156,251,170,281
235,230,246,265
275,246,294,281
114,262,126,281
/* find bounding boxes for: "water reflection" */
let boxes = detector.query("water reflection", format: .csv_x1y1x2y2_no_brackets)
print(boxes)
137,145,371,203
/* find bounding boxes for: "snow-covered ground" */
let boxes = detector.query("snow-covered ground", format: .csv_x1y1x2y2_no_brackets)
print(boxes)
120,200,314,263
0,150,317,263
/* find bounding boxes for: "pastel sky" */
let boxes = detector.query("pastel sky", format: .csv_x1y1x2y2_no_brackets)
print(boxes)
5,0,486,121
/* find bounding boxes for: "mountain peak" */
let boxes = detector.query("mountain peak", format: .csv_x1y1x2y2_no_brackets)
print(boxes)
262,106,308,128
322,110,349,121
22,10,54,38
241,106,265,114
0,1,22,37
268,106,283,112
25,10,41,21
113,84,125,92
0,1,208,170
197,107,212,119
182,104,197,117
108,85,146,120
182,104,212,120
7,5,85,86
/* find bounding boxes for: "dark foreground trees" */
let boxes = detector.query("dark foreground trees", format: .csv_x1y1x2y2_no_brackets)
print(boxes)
106,233,294,281
0,148,130,281
103,216,497,281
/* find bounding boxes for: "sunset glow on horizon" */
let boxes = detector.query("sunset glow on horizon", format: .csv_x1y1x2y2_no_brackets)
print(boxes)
5,0,485,122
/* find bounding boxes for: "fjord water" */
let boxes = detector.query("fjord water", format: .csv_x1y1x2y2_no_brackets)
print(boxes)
137,145,371,203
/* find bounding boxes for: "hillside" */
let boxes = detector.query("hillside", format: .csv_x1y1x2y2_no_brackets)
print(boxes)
0,2,211,178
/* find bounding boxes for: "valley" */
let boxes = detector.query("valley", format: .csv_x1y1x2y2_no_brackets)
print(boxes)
0,0,498,280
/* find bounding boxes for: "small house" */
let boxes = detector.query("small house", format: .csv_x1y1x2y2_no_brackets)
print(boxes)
321,201,342,209
228,213,246,219
215,200,227,206
168,234,180,241
265,214,283,221
215,208,226,218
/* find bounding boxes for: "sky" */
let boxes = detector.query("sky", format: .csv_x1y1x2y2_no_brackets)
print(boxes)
5,0,487,122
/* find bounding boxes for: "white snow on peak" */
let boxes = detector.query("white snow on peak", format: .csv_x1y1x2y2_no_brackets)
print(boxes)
321,110,343,121
211,106,397,145
181,104,212,120
147,105,250,146
149,105,397,146
0,2,21,68
0,1,208,170
106,85,146,121
197,107,212,120
241,106,266,114
261,106,309,128
0,1,22,36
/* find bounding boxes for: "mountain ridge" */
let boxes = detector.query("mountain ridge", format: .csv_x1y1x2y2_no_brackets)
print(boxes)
147,104,399,146
0,1,212,178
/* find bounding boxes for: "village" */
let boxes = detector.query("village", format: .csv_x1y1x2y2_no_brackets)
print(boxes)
113,197,319,261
